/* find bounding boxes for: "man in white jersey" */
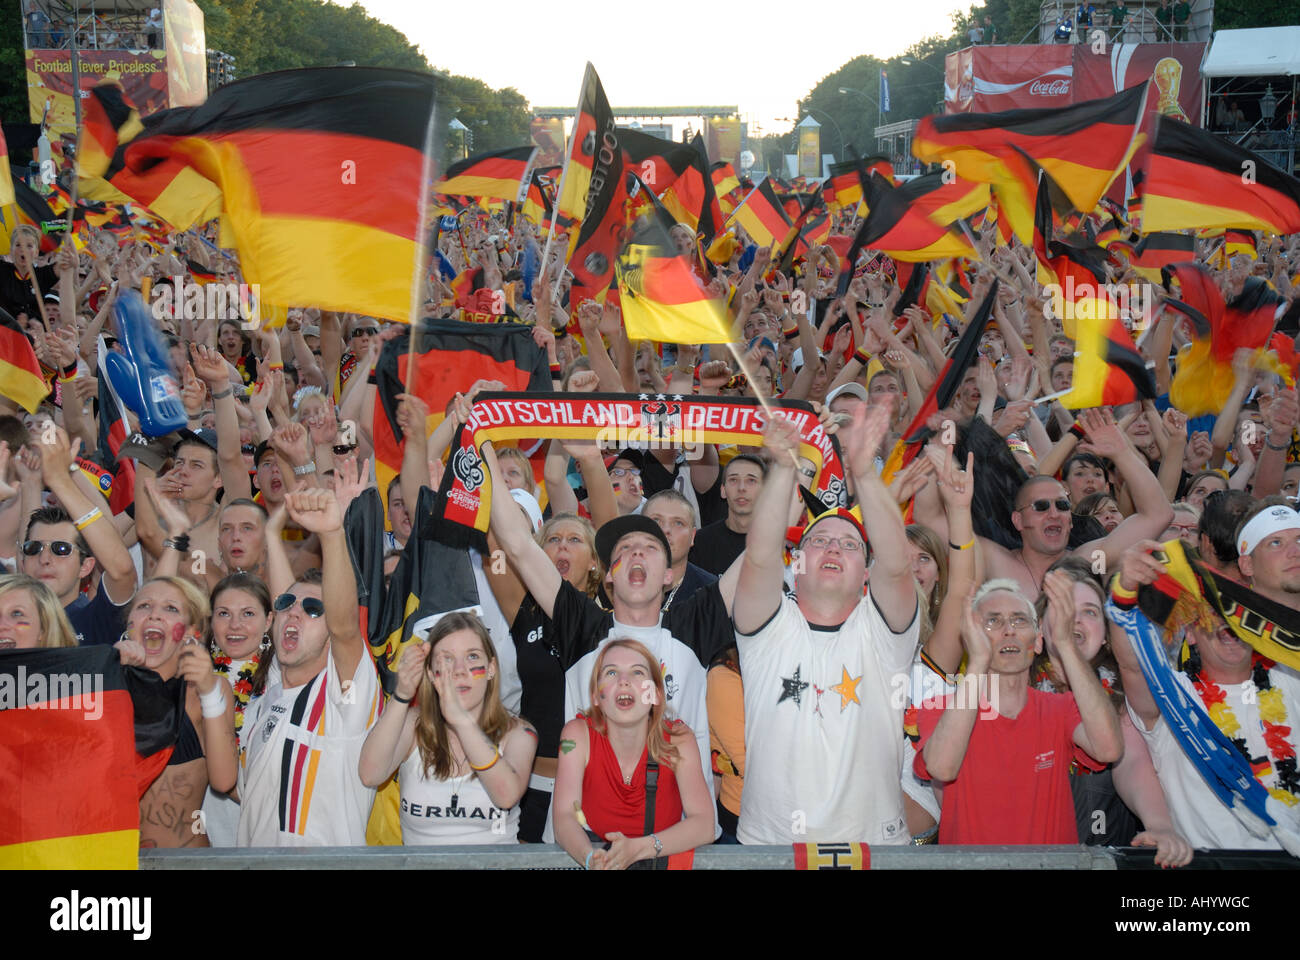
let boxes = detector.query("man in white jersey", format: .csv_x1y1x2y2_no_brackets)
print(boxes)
484,441,743,841
733,402,920,844
238,489,380,846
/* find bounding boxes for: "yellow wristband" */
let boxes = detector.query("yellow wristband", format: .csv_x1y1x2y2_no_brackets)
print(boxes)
469,746,501,772
1110,576,1139,600
74,507,103,531
948,538,975,551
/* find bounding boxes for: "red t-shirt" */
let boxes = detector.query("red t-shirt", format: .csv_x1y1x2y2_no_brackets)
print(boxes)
914,686,1097,845
580,715,684,840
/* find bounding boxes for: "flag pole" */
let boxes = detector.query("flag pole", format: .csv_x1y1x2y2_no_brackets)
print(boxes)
720,338,801,472
406,86,440,389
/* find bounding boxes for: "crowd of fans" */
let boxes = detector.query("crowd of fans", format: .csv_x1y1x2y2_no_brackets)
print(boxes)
3,181,1299,867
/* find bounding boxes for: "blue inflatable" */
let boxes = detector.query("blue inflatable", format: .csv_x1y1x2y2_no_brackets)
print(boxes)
103,289,188,437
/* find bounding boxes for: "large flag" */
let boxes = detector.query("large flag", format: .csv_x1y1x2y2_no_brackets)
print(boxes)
711,161,742,213
852,172,978,263
435,145,537,203
0,127,14,209
1140,116,1300,236
0,646,159,868
661,135,725,244
555,62,615,233
913,83,1149,241
727,177,792,250
1116,231,1196,283
371,319,552,512
1164,263,1282,417
78,68,439,323
0,307,48,413
774,190,821,272
617,183,732,344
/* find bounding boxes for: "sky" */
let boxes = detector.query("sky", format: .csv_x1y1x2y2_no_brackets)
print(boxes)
356,0,967,136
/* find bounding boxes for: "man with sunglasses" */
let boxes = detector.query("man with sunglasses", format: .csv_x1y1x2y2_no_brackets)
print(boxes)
21,426,138,646
916,408,1173,598
732,403,919,845
238,488,380,847
338,317,380,395
607,449,646,516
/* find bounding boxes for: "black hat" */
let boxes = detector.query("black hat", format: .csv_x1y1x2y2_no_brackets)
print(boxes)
595,513,672,568
252,440,275,467
605,447,645,472
172,428,218,455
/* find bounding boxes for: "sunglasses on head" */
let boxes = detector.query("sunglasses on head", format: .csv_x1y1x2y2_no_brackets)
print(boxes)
22,539,77,557
1026,498,1072,514
273,593,325,618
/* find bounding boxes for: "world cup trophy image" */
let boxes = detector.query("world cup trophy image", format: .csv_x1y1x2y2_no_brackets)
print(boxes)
1153,57,1190,122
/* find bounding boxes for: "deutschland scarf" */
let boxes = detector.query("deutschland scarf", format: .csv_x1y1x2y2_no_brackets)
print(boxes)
426,392,847,550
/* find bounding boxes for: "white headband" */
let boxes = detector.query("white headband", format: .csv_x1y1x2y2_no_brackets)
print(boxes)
511,488,543,535
1238,505,1300,556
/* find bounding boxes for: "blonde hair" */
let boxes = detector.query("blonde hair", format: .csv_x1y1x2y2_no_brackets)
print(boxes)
537,512,602,597
132,576,211,637
0,574,78,648
414,612,514,781
584,638,682,771
10,224,40,249
496,446,537,496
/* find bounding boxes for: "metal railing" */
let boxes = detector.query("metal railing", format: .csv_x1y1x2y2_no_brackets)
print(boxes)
138,844,1297,870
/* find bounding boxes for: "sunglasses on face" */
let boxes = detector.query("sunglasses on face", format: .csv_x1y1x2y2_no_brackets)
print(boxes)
1026,498,1072,514
609,468,640,479
332,443,357,456
241,443,255,455
274,593,325,618
22,539,77,557
351,327,379,338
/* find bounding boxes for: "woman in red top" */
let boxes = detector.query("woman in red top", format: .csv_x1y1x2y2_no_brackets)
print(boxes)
554,638,714,869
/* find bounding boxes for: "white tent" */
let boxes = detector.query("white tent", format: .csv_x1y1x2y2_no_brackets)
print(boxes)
1202,27,1300,77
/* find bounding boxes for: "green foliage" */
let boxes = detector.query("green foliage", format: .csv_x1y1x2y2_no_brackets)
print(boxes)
0,0,30,123
1212,0,1300,30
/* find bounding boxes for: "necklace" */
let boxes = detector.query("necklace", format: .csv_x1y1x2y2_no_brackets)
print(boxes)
448,749,472,810
212,651,260,742
1192,654,1300,806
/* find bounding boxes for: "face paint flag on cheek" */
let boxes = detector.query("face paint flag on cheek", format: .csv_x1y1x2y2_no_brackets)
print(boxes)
469,666,487,677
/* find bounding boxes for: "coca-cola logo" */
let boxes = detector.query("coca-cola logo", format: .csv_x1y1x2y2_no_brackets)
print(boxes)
1029,79,1070,96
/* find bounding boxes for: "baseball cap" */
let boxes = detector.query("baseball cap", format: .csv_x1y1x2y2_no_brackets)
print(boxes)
252,440,275,467
826,382,868,406
595,514,672,568
173,428,218,455
605,448,645,473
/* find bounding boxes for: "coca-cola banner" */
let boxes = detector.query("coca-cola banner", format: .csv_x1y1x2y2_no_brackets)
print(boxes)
945,42,1205,123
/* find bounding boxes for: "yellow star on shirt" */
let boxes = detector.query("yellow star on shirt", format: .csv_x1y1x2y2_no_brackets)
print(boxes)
831,666,862,711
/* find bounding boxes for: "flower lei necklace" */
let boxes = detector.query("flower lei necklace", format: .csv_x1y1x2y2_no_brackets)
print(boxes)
1192,653,1300,807
213,651,259,740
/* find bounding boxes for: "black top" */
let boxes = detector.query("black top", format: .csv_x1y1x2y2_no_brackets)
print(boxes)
0,262,58,322
511,595,565,758
689,520,748,576
670,562,717,609
66,588,129,648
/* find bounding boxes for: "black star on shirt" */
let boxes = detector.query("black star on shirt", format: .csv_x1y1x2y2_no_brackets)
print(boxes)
779,665,809,707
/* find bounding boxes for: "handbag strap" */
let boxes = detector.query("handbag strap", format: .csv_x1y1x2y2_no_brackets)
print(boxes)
643,758,664,869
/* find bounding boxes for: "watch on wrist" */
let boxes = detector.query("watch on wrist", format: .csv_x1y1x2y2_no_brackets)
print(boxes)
293,461,318,476
650,833,663,856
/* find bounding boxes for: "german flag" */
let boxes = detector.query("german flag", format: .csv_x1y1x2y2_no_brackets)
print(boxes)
556,63,616,233
0,308,48,413
77,80,144,181
519,170,554,229
1122,231,1196,283
898,172,990,229
774,191,821,272
0,647,145,868
728,177,792,250
12,179,62,253
913,83,1149,241
371,318,552,516
618,180,732,344
1214,228,1258,268
711,161,741,210
853,172,978,263
77,68,438,323
1141,116,1300,236
1057,310,1154,409
656,135,724,243
0,128,14,210
1163,263,1281,416
435,146,537,203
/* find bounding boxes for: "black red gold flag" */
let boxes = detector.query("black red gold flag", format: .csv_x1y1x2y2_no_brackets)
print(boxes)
435,146,537,203
728,177,792,250
1140,116,1300,236
77,68,439,322
853,172,978,263
0,307,48,413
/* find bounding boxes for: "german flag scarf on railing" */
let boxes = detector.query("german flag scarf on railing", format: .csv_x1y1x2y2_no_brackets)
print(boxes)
426,392,847,550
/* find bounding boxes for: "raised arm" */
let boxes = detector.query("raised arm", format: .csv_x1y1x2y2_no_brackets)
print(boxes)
483,441,563,618
921,591,990,782
191,343,252,501
732,416,800,635
358,642,424,787
1075,409,1174,565
285,489,364,679
1107,541,1169,732
921,446,978,675
1042,571,1122,763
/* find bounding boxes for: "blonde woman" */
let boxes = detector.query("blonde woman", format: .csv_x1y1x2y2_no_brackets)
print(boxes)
358,611,536,844
554,638,714,869
0,574,78,649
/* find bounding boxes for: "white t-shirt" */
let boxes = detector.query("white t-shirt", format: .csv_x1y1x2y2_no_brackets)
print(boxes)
1131,666,1300,851
737,591,920,845
397,745,520,845
469,547,520,714
237,649,380,846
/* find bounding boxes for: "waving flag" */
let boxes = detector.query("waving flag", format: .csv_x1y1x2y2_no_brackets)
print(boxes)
0,308,48,413
435,146,538,203
727,177,792,250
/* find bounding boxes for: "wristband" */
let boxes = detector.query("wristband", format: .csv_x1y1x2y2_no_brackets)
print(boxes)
469,745,502,771
1110,574,1139,602
391,691,412,704
200,684,228,718
1266,433,1290,451
549,362,562,377
782,324,800,342
853,347,871,366
948,537,975,551
73,507,103,531
60,361,79,380
1069,422,1088,441
584,849,594,870
164,533,191,554
293,462,317,476
268,362,284,371
210,388,233,400
367,370,378,385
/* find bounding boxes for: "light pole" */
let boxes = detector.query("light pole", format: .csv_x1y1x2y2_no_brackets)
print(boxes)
801,107,846,162
838,86,882,152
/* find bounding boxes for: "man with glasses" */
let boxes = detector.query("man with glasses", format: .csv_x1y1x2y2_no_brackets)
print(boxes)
19,426,138,646
732,404,920,844
606,449,645,516
238,488,380,847
916,408,1172,598
913,575,1122,843
339,317,380,394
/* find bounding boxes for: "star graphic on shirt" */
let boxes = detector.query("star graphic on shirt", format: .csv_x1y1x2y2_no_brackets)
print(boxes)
778,665,809,707
831,666,862,712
